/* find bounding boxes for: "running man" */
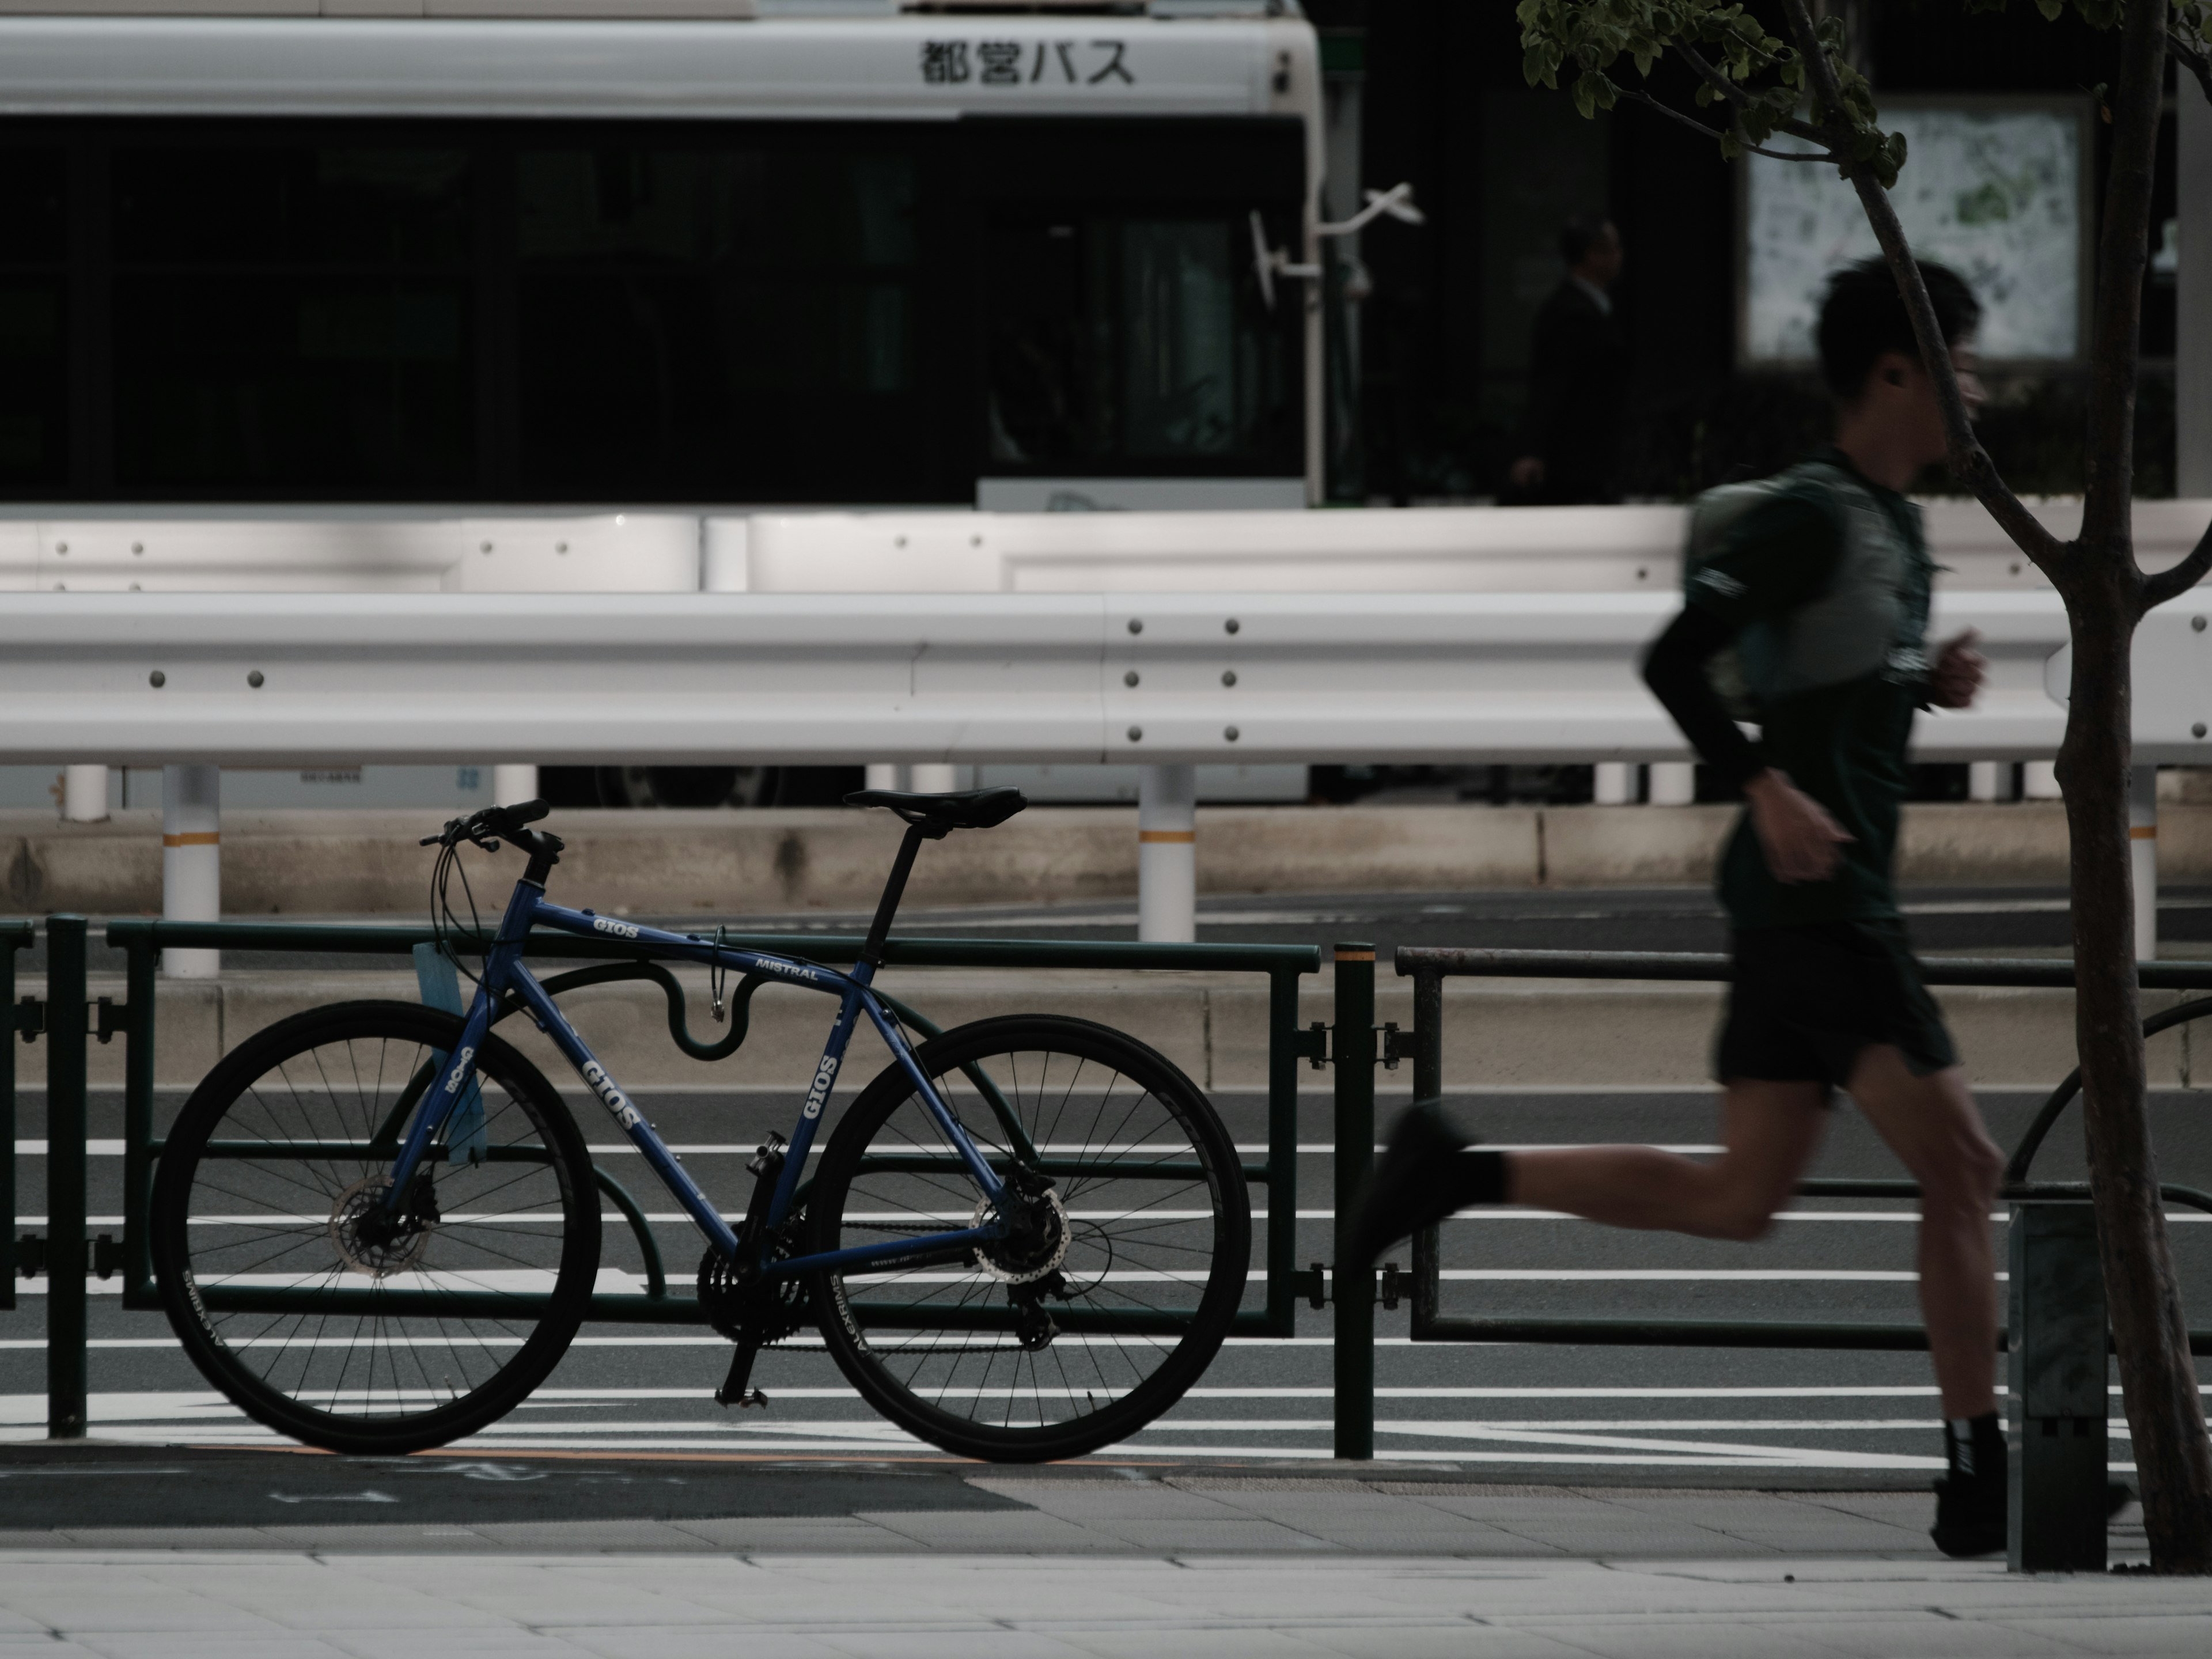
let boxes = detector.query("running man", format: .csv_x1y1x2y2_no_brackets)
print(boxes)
1348,257,2017,1556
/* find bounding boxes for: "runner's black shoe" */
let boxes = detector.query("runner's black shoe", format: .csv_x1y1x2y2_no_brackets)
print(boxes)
1343,1099,1485,1270
1930,1468,2006,1558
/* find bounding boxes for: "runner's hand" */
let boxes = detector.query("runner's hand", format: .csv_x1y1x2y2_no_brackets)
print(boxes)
1927,629,1984,709
1744,770,1853,884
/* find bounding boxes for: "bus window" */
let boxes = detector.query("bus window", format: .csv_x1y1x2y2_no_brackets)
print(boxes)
0,146,66,491
111,133,474,494
513,134,930,501
986,211,1295,475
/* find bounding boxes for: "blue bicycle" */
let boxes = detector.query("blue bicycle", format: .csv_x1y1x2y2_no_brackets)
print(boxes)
152,791,1250,1461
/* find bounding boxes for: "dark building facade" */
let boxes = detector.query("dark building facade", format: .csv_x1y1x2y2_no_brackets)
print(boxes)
1314,0,2180,503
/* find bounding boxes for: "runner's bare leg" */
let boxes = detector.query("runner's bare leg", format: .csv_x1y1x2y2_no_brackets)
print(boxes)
1507,1082,1827,1241
1844,1046,2003,1418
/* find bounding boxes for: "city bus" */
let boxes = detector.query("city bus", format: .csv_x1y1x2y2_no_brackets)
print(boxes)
0,0,1325,513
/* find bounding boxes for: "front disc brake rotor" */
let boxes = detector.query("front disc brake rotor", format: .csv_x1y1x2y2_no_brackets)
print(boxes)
329,1174,432,1278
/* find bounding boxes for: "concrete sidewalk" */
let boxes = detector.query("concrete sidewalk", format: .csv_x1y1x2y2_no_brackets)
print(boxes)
0,1545,2203,1657
0,1467,2202,1657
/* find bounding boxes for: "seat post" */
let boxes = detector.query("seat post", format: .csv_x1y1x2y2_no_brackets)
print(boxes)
859,822,930,970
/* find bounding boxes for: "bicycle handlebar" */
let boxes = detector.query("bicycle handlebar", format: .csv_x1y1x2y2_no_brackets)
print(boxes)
422,798,555,853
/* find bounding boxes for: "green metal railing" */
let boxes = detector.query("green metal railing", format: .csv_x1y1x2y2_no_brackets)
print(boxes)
1386,947,2212,1359
93,918,1319,1351
0,921,34,1315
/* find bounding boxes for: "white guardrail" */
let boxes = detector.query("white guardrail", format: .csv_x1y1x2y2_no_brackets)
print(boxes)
5,495,2206,955
0,589,2123,768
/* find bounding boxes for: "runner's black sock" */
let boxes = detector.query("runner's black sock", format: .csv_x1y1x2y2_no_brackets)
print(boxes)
1440,1149,1508,1210
1944,1411,2005,1485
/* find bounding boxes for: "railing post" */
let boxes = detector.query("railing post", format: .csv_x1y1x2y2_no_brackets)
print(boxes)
1332,941,1376,1460
46,915,89,1440
2008,1199,2107,1573
121,935,158,1306
1,929,16,1310
1265,967,1302,1334
1409,964,1443,1333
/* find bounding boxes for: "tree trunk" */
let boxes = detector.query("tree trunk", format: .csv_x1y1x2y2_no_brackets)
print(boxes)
2059,579,2212,1571
2058,0,2212,1573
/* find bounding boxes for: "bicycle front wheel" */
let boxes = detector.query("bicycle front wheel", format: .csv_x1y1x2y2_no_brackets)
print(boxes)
151,1000,601,1455
810,1014,1249,1461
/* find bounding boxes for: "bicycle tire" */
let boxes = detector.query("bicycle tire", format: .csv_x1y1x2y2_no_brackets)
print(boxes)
151,1000,601,1455
809,1013,1249,1462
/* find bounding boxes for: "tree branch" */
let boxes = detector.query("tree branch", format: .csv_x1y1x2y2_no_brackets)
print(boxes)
2079,0,2168,567
2172,29,2212,108
1672,41,1830,147
1619,90,1832,161
2141,516,2212,611
1772,0,2065,578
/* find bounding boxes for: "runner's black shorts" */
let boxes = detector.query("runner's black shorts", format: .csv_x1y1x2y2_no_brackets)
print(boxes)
1715,919,1957,1091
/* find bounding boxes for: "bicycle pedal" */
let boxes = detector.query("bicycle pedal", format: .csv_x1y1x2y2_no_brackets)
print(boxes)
730,1389,768,1410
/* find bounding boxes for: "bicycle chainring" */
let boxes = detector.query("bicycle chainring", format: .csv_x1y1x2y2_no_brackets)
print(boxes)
698,1228,810,1346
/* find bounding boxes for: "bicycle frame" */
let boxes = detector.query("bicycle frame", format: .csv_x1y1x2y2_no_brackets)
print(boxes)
381,869,1009,1282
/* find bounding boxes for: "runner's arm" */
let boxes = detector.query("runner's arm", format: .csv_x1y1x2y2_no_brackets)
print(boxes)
1639,607,1763,790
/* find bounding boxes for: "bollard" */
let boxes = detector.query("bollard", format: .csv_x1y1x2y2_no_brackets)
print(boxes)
1592,762,1634,805
2009,1199,2107,1573
1332,942,1376,1459
61,765,109,823
1647,762,1696,805
491,764,540,805
46,916,88,1440
1137,764,1197,944
161,764,221,979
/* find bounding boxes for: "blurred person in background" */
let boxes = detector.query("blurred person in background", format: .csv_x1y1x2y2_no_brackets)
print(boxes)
1506,214,1628,505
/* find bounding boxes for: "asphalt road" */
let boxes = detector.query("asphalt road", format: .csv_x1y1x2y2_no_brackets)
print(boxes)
4,884,2208,1525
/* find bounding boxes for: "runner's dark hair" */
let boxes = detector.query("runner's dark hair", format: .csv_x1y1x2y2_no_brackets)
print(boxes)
1817,255,1982,401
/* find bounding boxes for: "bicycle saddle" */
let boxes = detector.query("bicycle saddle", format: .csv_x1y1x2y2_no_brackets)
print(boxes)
845,786,1028,833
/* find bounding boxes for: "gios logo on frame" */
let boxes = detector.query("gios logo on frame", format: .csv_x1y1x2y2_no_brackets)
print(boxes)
802,1051,841,1119
444,1047,476,1095
580,1059,642,1130
592,916,641,940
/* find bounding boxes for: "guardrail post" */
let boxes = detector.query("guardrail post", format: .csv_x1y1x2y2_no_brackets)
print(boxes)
46,915,88,1440
1137,764,1197,944
2008,1199,2106,1573
1332,941,1376,1460
161,764,221,979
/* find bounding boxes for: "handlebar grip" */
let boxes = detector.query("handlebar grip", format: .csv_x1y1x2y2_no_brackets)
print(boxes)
498,798,551,825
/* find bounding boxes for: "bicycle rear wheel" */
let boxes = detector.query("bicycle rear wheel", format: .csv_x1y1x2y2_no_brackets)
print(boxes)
809,1014,1249,1461
151,1000,601,1455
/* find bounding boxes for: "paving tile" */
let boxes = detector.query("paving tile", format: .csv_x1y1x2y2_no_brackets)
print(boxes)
560,1630,849,1659
70,1635,357,1659
666,1518,915,1552
51,1530,287,1551
813,1630,1102,1659
1051,1631,1341,1659
463,1522,718,1552
1993,1615,2212,1655
1498,1618,1873,1659
327,1631,596,1659
1769,1614,2085,1658
1297,1627,1600,1659
852,1511,1122,1552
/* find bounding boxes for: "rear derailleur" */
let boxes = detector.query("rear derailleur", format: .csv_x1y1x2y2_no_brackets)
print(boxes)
699,1134,810,1410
